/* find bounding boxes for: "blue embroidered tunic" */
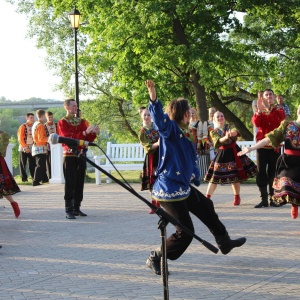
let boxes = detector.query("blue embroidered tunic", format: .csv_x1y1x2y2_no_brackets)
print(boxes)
149,99,200,202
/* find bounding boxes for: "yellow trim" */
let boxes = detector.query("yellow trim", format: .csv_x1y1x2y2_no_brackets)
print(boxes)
151,196,188,202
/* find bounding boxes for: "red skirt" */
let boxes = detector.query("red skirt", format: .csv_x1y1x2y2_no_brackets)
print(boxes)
0,156,21,198
140,150,159,191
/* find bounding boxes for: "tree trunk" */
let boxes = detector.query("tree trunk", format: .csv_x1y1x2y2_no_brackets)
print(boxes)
191,72,208,122
117,100,138,140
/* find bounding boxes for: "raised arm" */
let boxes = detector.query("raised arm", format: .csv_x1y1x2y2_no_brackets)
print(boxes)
145,80,157,101
237,137,270,156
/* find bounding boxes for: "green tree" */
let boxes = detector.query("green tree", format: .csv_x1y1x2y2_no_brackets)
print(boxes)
10,135,19,170
232,0,300,115
8,0,300,141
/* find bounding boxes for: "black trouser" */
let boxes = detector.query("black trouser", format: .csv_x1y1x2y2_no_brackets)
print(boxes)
33,154,48,184
159,186,227,260
256,148,280,198
63,156,86,212
19,151,35,181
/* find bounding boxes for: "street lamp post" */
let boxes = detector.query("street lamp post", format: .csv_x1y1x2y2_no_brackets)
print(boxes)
68,8,81,114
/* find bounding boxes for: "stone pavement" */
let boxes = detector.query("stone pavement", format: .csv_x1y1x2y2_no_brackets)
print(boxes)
0,182,300,300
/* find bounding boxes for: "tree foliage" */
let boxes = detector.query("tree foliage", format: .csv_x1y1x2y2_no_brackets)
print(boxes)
7,0,300,141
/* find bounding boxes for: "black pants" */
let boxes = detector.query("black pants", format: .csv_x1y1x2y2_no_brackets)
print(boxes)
160,186,227,260
33,154,48,184
19,151,35,181
256,148,280,196
63,156,86,212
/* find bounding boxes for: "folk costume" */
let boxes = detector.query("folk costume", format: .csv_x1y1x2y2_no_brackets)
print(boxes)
204,124,257,185
0,131,21,218
207,119,216,161
138,124,159,213
57,115,97,216
32,120,49,186
196,121,211,181
146,98,246,273
17,121,35,182
266,120,300,217
252,106,285,207
149,102,199,202
188,119,199,151
44,121,57,179
276,103,291,119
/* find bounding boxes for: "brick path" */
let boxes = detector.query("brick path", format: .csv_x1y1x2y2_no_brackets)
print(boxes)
0,182,299,299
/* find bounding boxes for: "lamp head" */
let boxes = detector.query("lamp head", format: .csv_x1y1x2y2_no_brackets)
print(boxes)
69,8,81,29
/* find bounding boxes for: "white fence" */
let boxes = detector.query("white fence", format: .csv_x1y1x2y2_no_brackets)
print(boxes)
4,144,14,174
4,141,258,183
92,140,257,185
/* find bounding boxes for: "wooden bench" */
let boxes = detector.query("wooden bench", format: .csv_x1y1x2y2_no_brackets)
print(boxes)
93,140,258,185
93,142,145,184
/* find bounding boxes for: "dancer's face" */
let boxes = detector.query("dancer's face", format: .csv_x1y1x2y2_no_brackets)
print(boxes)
141,109,152,126
214,112,225,126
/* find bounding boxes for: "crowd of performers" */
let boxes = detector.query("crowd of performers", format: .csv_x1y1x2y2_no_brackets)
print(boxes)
138,87,299,223
138,82,300,276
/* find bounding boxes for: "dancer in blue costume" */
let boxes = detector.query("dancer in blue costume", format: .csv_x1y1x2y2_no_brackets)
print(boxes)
144,80,246,275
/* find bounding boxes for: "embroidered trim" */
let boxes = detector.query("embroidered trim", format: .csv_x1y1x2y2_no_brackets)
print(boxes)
152,186,191,200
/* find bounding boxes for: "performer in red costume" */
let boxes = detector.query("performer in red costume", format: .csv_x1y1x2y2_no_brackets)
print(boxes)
57,99,99,219
251,89,285,208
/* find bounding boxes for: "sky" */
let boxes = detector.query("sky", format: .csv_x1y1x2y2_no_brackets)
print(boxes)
0,1,64,101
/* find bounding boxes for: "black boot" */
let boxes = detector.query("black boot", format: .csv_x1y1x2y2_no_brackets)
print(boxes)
255,186,269,208
254,201,269,208
73,206,87,216
66,207,76,219
216,233,246,255
146,250,162,275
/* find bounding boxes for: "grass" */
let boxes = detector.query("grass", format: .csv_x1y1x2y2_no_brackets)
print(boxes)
14,170,256,185
86,170,141,184
14,170,142,185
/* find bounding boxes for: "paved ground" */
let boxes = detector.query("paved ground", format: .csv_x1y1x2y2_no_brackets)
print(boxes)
0,182,300,300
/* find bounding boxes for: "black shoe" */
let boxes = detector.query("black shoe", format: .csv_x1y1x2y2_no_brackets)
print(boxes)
66,212,76,219
32,182,42,186
146,251,161,275
254,201,268,208
73,210,87,216
219,237,246,255
42,180,49,183
22,179,28,182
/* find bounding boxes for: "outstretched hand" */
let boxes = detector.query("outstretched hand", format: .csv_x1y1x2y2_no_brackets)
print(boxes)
237,147,250,156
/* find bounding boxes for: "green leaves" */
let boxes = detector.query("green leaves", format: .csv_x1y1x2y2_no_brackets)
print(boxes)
11,0,300,141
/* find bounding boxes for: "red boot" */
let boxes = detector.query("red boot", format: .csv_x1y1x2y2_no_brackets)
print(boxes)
291,205,298,219
149,200,160,214
233,195,241,206
11,201,20,218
